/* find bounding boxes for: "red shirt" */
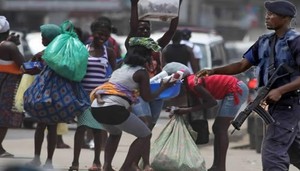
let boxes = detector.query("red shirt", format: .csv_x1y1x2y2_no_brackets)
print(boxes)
187,74,242,104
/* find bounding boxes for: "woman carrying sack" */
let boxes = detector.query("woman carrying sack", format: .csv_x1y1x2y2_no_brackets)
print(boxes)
170,74,249,171
24,22,90,170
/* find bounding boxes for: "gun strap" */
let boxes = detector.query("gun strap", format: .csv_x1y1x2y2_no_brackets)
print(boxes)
268,35,277,76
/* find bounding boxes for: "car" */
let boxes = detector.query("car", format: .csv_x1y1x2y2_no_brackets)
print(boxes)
224,40,257,84
225,40,254,63
25,32,45,56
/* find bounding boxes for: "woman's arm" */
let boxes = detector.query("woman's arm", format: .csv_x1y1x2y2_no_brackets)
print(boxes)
171,84,217,115
5,41,24,67
157,0,182,49
125,0,139,50
190,84,218,111
133,69,174,102
107,47,117,71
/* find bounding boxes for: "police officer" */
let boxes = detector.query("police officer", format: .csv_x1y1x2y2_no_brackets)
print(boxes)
195,0,300,170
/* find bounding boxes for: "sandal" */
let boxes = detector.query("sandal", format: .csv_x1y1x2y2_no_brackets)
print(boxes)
88,163,102,171
69,162,79,171
68,165,79,171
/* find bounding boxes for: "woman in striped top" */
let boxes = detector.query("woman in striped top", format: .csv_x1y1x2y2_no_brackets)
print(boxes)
69,18,116,171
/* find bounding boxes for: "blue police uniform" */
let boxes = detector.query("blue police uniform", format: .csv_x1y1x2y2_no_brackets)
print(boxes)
244,28,300,170
242,1,300,169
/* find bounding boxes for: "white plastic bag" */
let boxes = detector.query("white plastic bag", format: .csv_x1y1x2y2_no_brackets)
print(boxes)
150,115,206,171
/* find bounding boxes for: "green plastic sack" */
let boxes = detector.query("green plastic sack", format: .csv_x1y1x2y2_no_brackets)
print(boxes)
150,115,206,171
42,20,89,82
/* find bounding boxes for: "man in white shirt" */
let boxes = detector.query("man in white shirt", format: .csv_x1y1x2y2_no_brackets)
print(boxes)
181,29,202,73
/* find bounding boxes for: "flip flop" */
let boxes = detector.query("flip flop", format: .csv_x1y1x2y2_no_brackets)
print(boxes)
0,151,14,158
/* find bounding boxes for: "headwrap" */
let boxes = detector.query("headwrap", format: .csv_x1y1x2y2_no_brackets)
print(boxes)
129,37,161,52
40,24,62,41
0,16,10,33
162,62,191,77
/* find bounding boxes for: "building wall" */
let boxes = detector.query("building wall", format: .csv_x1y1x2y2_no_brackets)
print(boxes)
1,0,299,41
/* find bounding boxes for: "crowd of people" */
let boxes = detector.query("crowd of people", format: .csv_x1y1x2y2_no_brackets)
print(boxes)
0,0,300,171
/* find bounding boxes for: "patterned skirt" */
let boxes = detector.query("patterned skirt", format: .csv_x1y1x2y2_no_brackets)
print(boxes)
0,73,23,127
77,107,104,130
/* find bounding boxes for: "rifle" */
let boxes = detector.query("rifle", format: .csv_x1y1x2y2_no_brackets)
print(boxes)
231,63,294,134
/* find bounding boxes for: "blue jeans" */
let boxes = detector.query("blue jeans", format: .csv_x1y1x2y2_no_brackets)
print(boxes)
132,97,164,124
217,81,249,117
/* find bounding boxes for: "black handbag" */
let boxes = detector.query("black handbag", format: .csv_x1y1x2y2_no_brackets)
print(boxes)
187,101,210,144
186,77,210,145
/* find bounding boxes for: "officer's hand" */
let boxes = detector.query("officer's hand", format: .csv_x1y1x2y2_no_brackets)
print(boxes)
195,69,214,77
264,89,282,104
194,69,213,84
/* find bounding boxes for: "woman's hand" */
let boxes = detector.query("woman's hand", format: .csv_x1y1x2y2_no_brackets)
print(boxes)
160,78,176,90
173,107,190,115
95,94,105,104
23,67,42,75
6,32,21,46
166,106,190,118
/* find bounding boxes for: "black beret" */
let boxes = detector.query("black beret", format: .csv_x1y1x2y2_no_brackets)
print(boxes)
265,0,297,18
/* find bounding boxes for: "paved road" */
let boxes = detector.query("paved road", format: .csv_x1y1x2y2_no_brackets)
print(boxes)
0,115,298,171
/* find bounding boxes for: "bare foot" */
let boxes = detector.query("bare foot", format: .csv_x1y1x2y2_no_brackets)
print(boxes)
143,165,153,171
26,159,41,167
88,163,102,171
